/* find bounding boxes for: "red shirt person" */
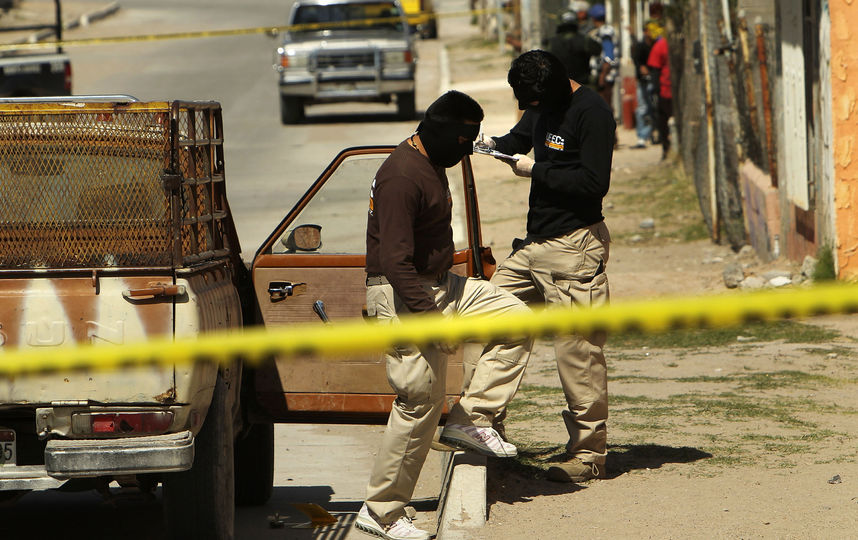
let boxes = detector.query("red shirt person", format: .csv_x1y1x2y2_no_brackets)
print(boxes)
647,36,673,159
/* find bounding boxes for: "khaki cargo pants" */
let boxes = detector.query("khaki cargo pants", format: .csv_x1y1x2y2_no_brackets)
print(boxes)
365,272,532,524
490,221,610,464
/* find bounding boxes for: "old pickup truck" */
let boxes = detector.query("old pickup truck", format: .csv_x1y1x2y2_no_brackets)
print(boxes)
0,97,493,538
272,0,417,123
0,0,72,97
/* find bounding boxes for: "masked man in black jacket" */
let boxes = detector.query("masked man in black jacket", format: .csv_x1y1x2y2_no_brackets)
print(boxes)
480,49,615,482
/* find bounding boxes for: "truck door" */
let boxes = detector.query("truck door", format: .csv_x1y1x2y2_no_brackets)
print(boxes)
250,147,491,422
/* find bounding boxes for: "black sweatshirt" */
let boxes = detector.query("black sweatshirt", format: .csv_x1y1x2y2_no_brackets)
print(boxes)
365,140,453,313
493,85,615,238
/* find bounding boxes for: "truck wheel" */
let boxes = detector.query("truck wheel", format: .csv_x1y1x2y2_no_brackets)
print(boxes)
396,92,416,120
234,422,274,506
424,20,438,39
163,373,235,540
280,96,304,124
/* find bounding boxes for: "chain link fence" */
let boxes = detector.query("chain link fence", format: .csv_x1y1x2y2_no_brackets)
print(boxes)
669,2,778,250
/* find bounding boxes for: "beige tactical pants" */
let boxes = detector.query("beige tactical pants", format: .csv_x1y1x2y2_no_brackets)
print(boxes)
365,272,532,523
490,221,611,464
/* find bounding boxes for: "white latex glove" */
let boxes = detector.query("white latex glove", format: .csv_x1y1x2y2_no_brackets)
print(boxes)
507,154,534,177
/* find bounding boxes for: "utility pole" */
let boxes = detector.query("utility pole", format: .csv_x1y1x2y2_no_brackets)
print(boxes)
496,0,504,52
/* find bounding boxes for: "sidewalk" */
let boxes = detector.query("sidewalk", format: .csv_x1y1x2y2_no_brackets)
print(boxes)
0,0,118,45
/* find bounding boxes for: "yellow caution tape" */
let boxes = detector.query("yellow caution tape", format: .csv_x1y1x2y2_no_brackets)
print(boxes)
0,282,855,376
0,8,509,52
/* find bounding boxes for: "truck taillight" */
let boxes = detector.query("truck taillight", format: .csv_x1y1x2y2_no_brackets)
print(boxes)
64,62,72,93
72,411,174,436
280,54,289,68
405,50,413,63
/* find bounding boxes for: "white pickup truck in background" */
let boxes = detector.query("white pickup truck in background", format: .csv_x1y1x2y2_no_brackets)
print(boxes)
272,0,417,123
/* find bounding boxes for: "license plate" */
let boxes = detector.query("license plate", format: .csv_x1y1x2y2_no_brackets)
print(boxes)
325,82,357,92
0,428,16,466
322,81,375,92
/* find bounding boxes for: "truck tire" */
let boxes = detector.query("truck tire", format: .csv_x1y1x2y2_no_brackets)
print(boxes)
424,19,438,39
280,96,304,124
396,92,416,120
234,422,274,506
163,372,235,540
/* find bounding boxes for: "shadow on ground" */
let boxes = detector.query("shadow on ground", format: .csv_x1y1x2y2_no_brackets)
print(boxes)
606,444,712,478
486,443,712,506
606,443,712,477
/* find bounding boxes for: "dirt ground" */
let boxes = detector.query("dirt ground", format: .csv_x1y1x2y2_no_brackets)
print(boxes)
441,23,858,540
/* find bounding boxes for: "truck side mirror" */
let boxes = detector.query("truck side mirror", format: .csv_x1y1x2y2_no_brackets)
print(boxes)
281,224,322,252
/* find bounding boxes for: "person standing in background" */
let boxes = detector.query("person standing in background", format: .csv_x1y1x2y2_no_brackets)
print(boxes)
571,0,593,35
587,3,619,115
647,29,673,160
631,21,660,148
548,11,602,86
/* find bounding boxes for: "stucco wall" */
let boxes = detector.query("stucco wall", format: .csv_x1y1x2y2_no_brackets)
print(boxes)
830,0,858,279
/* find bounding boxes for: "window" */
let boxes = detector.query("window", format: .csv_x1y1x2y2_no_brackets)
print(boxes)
293,2,403,32
274,153,469,255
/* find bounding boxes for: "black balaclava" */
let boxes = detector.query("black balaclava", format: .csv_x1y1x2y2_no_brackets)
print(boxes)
417,117,480,168
509,50,572,113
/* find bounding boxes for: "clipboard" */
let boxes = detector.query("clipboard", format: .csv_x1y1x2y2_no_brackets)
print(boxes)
473,146,520,161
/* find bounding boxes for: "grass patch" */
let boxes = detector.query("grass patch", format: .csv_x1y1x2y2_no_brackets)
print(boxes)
799,345,855,357
608,320,839,349
610,375,661,383
762,442,808,454
610,394,659,405
609,351,650,361
674,375,732,383
613,420,671,432
610,392,827,430
797,429,842,442
673,370,841,389
813,245,837,281
740,433,786,442
697,444,750,466
675,221,710,241
685,395,814,427
610,163,706,242
516,384,563,398
735,370,840,390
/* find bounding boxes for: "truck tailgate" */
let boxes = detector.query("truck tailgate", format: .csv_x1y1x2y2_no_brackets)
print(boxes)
0,275,176,404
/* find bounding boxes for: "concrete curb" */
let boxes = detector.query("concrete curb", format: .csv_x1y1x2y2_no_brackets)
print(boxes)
18,1,119,45
433,16,489,539
436,451,487,538
64,2,120,32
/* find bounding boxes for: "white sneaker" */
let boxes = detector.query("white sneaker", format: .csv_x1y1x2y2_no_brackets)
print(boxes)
440,423,517,457
354,504,431,540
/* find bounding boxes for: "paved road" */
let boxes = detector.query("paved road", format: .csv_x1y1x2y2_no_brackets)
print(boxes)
1,1,449,538
67,0,440,255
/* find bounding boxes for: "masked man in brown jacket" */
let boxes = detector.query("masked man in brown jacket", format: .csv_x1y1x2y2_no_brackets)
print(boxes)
355,91,532,540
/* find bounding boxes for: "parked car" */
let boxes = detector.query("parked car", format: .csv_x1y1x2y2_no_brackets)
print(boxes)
272,0,417,123
0,0,71,97
399,0,437,38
